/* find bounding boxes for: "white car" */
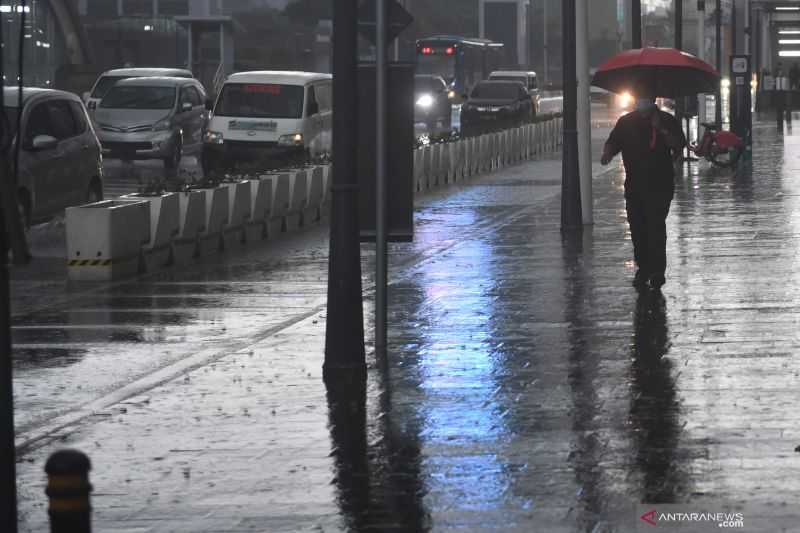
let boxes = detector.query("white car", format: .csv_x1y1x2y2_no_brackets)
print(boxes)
202,71,332,173
3,88,103,226
83,67,194,116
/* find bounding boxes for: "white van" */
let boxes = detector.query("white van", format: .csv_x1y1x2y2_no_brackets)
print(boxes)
201,71,332,174
84,67,194,113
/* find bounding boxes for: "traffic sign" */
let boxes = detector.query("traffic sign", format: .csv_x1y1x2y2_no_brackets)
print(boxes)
358,0,413,45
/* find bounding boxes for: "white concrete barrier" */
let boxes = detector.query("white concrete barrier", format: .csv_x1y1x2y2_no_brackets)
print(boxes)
246,177,272,243
121,192,180,272
440,142,451,184
287,170,308,230
66,199,151,281
198,186,229,257
269,172,291,236
223,180,251,251
413,148,424,192
173,190,205,266
307,166,325,223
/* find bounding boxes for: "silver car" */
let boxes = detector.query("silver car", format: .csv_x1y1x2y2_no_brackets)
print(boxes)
94,77,208,171
3,87,103,227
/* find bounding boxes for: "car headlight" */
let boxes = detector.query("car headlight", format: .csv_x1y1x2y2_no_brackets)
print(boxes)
618,91,633,108
448,90,455,99
416,94,434,108
152,118,172,132
278,133,303,146
203,130,224,144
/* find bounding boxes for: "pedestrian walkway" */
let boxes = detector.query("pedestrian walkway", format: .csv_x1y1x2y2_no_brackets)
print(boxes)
14,122,800,532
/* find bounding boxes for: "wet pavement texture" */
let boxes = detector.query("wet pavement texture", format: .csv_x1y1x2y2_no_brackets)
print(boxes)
12,120,800,532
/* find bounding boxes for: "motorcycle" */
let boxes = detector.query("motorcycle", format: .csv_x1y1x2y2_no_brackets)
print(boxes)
688,123,744,168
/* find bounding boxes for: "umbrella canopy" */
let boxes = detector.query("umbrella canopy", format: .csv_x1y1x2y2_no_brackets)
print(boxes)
591,47,720,98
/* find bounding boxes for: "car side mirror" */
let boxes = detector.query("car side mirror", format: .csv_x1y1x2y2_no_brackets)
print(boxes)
205,99,213,111
82,91,90,102
31,135,58,151
181,102,193,112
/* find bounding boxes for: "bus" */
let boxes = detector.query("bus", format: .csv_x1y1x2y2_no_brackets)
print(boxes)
416,35,504,101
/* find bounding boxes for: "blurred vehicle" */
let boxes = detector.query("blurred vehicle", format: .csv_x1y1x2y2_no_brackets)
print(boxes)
416,35,504,102
3,88,103,227
590,85,613,106
414,74,453,132
460,80,533,136
94,77,209,172
202,71,332,174
83,67,193,114
488,70,540,115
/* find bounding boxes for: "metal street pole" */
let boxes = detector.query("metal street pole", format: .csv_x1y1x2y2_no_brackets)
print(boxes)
698,0,707,126
543,0,548,86
732,0,737,55
675,0,684,159
1,214,17,533
375,0,388,355
576,0,592,225
324,0,366,385
715,0,722,127
561,0,581,229
632,0,642,48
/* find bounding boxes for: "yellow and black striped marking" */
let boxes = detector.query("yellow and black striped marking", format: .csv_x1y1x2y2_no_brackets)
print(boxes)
68,259,113,267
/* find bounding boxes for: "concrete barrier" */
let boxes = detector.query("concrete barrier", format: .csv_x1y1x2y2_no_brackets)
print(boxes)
440,142,451,185
66,199,150,281
307,166,325,223
173,190,205,266
287,170,308,230
413,148,424,192
245,177,272,243
198,186,228,257
121,192,180,272
269,172,291,236
222,180,251,251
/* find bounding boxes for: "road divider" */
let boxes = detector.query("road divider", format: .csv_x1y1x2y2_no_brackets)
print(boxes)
65,115,563,281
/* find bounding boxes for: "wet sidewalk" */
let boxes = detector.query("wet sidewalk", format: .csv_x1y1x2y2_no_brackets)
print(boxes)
13,122,800,532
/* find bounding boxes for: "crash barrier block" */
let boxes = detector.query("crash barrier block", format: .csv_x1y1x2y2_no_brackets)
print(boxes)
286,170,308,231
245,177,273,243
222,180,251,251
421,146,432,191
440,142,451,184
431,144,443,188
198,186,229,257
173,190,206,266
268,173,291,237
66,199,151,281
121,192,180,273
307,166,325,223
320,165,332,219
413,148,424,192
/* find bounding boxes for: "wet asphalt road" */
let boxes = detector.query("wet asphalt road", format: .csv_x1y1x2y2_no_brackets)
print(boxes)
14,111,800,531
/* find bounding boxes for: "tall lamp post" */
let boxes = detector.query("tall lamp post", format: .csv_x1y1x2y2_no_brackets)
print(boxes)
715,0,722,127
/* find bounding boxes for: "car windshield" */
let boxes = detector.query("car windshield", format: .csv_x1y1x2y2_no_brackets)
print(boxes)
91,76,128,99
491,76,526,85
214,83,305,119
100,86,176,109
470,83,520,100
2,107,19,135
414,77,444,94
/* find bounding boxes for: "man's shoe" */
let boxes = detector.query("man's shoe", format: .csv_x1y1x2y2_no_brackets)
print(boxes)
633,270,648,289
648,273,666,290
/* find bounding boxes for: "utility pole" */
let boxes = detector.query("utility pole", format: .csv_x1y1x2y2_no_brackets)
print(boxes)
375,0,388,355
543,0,548,86
732,0,737,55
675,0,685,160
698,0,707,125
632,0,642,48
715,0,722,127
561,0,581,229
324,0,366,385
576,0,592,225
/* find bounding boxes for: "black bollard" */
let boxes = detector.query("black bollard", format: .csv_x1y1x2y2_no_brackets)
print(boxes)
45,449,92,533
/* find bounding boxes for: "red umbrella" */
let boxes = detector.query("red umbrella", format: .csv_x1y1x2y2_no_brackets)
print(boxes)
591,47,720,98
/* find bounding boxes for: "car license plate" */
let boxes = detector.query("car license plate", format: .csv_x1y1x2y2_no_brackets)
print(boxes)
228,120,277,132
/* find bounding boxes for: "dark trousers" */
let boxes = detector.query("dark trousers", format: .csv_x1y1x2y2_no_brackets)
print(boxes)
625,188,673,278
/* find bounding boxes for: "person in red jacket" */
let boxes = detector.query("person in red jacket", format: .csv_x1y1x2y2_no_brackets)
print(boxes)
600,98,686,290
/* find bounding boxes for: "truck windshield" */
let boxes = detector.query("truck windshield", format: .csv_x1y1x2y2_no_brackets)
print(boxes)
215,84,305,119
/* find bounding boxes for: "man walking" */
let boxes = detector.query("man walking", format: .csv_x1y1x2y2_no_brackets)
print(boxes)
600,98,686,290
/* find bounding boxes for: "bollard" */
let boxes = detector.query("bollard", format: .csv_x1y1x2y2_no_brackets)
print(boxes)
45,449,92,533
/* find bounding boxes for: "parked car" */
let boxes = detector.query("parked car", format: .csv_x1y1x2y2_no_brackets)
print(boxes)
414,74,453,132
489,70,540,116
2,88,103,227
94,77,209,171
83,67,194,114
202,71,332,174
460,80,534,136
